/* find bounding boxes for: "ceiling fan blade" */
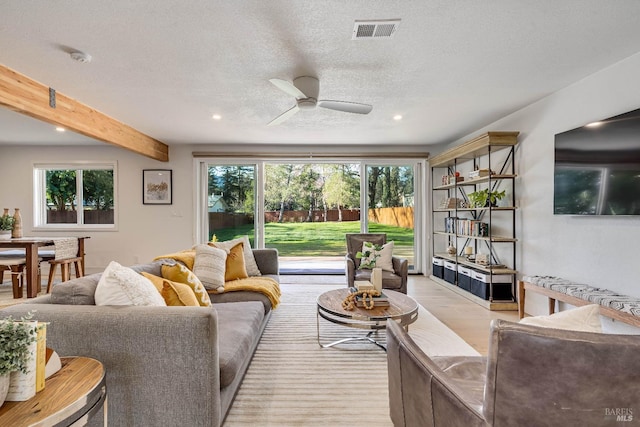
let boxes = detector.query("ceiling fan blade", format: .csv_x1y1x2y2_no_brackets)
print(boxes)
267,105,300,126
269,78,307,99
317,100,373,114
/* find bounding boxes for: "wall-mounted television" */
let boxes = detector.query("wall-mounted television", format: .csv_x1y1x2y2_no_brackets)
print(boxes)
554,107,640,215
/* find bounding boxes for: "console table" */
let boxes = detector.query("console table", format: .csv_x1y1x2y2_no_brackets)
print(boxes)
0,356,107,426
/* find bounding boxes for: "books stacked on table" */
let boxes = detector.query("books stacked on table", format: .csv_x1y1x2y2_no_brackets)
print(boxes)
349,287,390,307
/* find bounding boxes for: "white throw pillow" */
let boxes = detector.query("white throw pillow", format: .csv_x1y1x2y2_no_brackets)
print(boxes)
95,261,166,306
193,244,227,291
359,241,394,272
519,304,602,333
212,235,261,276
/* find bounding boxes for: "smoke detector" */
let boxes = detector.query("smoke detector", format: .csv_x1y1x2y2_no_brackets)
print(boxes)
70,51,92,63
352,19,401,39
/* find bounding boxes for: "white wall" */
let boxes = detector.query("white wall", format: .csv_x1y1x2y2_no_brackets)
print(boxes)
0,145,195,272
0,142,428,274
442,52,640,332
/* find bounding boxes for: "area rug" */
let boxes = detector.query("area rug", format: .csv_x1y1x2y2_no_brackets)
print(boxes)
223,283,393,426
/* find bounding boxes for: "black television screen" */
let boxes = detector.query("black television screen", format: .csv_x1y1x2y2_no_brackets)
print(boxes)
554,108,640,215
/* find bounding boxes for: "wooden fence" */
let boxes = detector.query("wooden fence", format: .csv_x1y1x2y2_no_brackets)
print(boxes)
209,207,413,229
368,207,414,229
263,209,360,223
47,210,114,224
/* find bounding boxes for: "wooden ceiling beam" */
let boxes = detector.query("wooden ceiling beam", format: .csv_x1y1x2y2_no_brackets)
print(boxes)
0,64,169,161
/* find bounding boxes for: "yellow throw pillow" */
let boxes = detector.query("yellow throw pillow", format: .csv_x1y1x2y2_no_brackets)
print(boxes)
162,281,200,306
225,242,248,281
160,264,212,307
141,272,200,307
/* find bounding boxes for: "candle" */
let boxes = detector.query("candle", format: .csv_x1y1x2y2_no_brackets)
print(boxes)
464,246,473,256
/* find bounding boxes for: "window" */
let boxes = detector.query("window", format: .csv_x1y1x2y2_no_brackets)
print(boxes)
34,162,117,229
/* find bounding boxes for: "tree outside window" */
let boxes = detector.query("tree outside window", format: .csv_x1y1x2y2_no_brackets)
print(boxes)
35,163,116,228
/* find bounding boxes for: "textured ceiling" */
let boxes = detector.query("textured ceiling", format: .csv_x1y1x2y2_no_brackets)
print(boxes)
2,0,640,147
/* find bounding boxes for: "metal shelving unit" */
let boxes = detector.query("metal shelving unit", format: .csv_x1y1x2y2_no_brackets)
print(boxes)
429,132,519,311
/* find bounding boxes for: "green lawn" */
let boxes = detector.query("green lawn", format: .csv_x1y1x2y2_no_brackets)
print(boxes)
211,221,413,257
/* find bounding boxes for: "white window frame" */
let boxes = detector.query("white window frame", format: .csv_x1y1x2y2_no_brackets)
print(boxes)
33,161,118,231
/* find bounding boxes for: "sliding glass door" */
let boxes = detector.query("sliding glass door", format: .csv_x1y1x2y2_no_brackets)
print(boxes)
205,164,257,245
364,164,417,271
263,163,361,271
196,159,423,273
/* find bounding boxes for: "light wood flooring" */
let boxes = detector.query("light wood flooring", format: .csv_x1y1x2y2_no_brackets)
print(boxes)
0,273,518,355
282,273,519,354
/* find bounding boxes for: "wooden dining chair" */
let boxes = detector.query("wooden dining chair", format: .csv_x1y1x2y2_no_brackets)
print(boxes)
44,238,84,293
0,257,41,299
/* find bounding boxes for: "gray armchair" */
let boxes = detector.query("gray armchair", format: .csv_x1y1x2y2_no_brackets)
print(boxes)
345,233,408,294
387,318,640,427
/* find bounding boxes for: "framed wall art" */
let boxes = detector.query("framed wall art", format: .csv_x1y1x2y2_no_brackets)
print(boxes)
143,169,172,205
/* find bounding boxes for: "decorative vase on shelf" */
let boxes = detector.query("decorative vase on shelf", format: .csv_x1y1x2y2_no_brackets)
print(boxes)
12,208,22,239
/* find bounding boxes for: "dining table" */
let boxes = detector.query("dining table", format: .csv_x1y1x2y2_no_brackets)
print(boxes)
0,236,89,298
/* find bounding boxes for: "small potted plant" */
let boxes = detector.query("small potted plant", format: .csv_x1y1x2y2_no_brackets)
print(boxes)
467,189,506,208
0,214,14,240
0,315,38,407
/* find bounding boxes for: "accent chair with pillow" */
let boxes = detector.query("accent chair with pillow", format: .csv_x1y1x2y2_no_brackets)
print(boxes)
345,233,408,294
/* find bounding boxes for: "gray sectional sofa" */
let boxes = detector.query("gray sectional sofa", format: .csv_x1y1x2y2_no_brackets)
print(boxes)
1,248,279,427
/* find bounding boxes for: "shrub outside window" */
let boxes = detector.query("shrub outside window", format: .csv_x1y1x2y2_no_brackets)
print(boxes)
34,162,117,229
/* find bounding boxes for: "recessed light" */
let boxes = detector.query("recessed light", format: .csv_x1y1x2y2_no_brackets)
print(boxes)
212,114,222,121
586,121,602,128
55,127,65,132
393,115,403,121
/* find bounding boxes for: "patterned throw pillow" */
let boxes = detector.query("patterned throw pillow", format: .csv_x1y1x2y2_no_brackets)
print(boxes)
95,261,166,306
211,235,261,276
161,262,212,306
358,241,394,272
192,244,227,292
224,242,248,281
141,272,200,307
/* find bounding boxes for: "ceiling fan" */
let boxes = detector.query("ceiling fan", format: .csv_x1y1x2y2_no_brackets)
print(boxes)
267,76,373,126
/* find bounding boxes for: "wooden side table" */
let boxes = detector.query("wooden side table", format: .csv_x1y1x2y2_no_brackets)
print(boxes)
0,356,107,426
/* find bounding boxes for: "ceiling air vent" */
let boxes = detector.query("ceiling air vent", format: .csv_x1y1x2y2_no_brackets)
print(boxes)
352,19,400,40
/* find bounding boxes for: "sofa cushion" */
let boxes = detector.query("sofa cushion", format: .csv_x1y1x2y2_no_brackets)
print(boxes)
49,261,164,305
215,301,265,388
95,261,166,306
211,235,261,276
161,263,212,307
359,241,394,271
224,242,249,282
141,272,200,306
192,244,227,291
519,304,602,333
431,356,487,412
50,273,101,305
209,291,272,314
